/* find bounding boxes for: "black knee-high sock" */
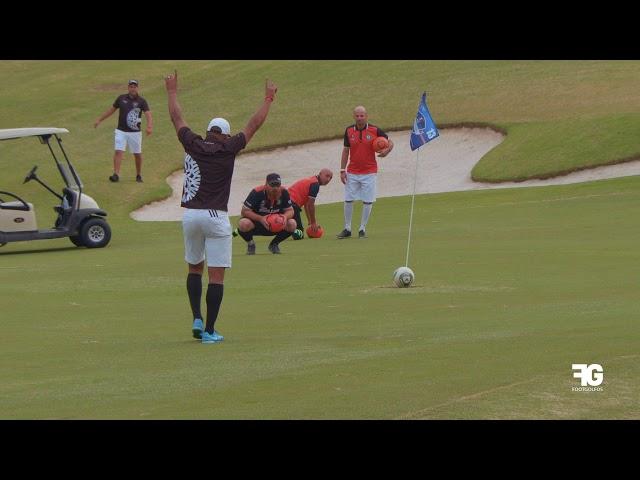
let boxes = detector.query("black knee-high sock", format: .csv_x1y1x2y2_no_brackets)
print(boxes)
239,230,254,242
186,273,202,320
271,230,292,245
206,283,224,333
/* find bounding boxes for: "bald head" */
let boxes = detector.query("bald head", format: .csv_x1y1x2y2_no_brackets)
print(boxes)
317,168,333,186
353,106,368,128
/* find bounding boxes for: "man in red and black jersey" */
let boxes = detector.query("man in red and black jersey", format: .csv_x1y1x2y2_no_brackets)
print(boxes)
236,173,297,254
337,105,393,239
287,168,333,238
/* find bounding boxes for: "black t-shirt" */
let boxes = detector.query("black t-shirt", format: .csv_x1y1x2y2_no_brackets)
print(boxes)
178,127,247,211
113,94,150,132
243,187,293,215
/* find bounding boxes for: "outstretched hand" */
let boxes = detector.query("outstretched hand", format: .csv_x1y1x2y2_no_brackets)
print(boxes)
165,70,178,93
265,79,278,99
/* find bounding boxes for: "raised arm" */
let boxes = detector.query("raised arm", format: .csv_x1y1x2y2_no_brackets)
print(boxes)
94,106,117,128
164,70,188,134
242,79,278,144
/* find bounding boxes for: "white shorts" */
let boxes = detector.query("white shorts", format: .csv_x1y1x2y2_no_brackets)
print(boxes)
114,129,142,154
182,209,232,268
345,172,377,203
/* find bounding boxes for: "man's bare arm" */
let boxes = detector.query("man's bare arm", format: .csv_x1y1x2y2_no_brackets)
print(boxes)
144,110,153,136
377,138,394,157
340,147,350,184
94,106,117,128
242,79,278,144
305,198,317,225
282,206,294,220
164,70,188,134
241,205,268,227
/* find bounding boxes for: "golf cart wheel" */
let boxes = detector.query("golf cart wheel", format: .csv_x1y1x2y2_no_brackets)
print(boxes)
69,235,84,247
80,218,111,248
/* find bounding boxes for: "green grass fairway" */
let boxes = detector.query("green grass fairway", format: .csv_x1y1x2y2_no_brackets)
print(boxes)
1,176,638,419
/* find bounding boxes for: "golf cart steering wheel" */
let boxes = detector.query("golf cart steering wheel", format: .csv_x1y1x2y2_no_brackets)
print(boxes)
24,165,38,184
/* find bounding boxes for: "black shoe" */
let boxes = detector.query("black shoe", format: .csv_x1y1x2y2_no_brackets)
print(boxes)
358,229,366,238
136,175,143,183
109,173,119,182
268,243,281,254
247,241,256,255
336,229,352,239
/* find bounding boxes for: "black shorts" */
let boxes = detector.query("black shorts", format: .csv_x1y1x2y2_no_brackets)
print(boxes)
249,220,277,237
292,203,304,231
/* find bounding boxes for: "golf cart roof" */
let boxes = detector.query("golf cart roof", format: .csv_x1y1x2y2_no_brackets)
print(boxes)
0,128,69,141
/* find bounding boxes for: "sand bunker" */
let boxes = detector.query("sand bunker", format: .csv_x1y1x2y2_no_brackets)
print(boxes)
131,128,640,221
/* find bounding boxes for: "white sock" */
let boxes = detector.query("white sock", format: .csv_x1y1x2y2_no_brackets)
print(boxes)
344,202,353,231
360,203,373,231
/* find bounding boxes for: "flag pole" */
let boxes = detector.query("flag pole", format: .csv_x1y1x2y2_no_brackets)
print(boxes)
405,146,420,267
405,90,437,269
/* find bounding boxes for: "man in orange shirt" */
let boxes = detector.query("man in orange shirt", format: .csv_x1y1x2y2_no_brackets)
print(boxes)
287,168,333,238
337,106,393,239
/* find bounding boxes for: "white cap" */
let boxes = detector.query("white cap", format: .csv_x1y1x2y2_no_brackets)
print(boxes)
207,117,230,135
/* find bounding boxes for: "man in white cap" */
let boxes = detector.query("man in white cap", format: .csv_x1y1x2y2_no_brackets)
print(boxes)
207,118,230,135
165,70,278,344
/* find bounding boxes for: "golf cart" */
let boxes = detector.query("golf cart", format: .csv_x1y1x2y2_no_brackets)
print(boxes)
0,128,111,249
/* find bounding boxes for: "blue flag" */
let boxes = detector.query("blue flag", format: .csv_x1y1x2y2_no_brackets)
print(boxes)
410,92,439,151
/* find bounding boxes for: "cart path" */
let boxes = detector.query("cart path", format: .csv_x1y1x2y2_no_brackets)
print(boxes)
131,128,640,221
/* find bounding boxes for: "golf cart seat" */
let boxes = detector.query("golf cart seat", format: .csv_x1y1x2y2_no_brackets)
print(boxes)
52,188,78,227
0,200,32,211
53,188,75,213
0,201,37,232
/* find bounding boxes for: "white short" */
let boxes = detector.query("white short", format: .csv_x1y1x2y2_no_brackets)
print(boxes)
182,209,232,268
114,129,142,154
345,172,377,203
